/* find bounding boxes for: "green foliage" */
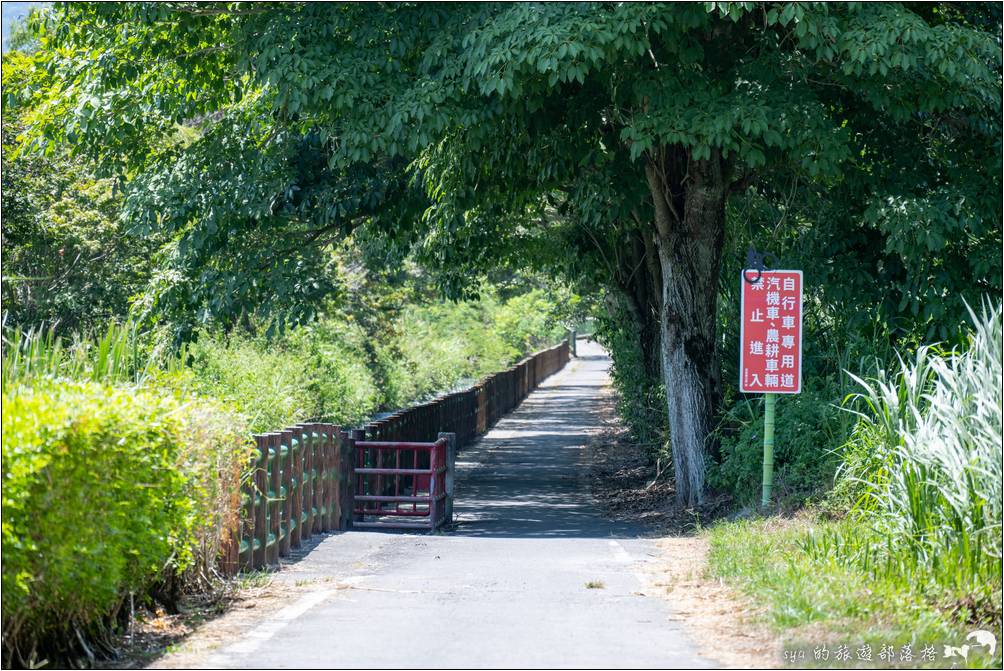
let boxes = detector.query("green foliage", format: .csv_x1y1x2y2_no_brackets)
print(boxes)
177,325,381,434
836,301,1002,603
12,3,997,333
2,321,174,388
161,286,565,433
706,304,1002,660
175,335,321,435
4,11,42,54
1,380,247,666
707,516,999,667
282,319,384,425
710,385,851,504
374,287,568,408
1,53,164,332
383,300,516,405
171,400,252,589
492,290,563,356
0,277,564,665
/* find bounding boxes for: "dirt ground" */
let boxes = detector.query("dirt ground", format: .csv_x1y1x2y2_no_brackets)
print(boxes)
587,397,781,668
104,577,305,669
648,535,781,668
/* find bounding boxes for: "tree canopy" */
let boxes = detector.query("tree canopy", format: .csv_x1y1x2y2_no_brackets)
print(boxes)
7,1,1001,503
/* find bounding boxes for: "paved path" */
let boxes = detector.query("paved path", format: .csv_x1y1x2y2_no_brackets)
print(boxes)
201,341,709,669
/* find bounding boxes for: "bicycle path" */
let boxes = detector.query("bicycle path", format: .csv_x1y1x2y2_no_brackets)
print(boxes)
165,340,711,669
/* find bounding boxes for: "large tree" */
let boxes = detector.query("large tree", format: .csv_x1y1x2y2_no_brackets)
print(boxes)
15,2,1000,504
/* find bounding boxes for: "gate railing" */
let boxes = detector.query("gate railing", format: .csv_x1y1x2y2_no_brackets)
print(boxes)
352,433,455,530
221,340,570,573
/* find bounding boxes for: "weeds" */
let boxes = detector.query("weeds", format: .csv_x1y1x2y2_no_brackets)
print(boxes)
1,321,172,388
706,302,1003,663
838,300,1002,606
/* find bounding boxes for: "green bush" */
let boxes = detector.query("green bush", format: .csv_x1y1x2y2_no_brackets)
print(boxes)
173,336,313,434
1,380,247,666
171,399,251,588
389,300,514,402
492,289,564,354
383,289,565,407
709,382,852,504
283,319,382,425
177,325,383,433
173,288,564,431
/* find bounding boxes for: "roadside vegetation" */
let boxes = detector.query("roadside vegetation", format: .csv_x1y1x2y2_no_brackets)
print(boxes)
1,285,570,666
2,13,578,663
2,2,1001,668
700,304,1002,666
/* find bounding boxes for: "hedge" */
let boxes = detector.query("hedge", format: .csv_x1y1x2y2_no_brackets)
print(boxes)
1,380,247,666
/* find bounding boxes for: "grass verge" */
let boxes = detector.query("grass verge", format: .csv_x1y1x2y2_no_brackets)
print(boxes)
707,514,1001,669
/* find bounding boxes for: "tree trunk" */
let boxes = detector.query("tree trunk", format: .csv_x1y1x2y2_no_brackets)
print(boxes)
645,150,727,507
614,229,663,380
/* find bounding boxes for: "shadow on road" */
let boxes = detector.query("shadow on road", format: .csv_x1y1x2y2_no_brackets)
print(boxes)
449,360,644,540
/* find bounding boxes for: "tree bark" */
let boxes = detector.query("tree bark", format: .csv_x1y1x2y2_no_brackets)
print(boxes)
645,149,727,507
614,228,662,380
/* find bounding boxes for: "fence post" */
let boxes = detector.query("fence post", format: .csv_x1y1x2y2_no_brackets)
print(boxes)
236,453,254,573
351,428,366,525
291,427,305,549
251,435,268,569
304,425,316,539
274,430,288,557
266,433,281,565
311,423,324,533
335,429,351,530
312,423,326,533
438,432,457,526
322,424,335,531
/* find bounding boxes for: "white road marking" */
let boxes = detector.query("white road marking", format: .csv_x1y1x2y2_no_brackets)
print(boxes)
608,539,632,563
609,540,651,586
205,588,336,665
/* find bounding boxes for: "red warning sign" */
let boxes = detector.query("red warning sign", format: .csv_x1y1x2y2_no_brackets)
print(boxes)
739,270,803,394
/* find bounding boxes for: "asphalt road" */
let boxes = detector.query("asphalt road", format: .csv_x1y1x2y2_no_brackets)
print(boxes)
201,341,710,669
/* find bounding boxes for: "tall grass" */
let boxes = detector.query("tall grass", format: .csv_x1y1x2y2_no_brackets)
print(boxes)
2,322,176,388
836,300,1002,606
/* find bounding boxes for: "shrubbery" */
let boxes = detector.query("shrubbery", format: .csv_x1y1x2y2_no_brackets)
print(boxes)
1,380,247,666
706,302,1003,650
168,288,567,433
834,302,1002,609
1,284,566,665
382,290,565,405
709,383,852,504
176,324,381,434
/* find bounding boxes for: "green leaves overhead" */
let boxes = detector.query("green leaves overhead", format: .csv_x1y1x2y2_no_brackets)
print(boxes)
7,2,1000,332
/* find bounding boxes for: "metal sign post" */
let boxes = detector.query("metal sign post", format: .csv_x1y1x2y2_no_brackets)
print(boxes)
740,250,803,509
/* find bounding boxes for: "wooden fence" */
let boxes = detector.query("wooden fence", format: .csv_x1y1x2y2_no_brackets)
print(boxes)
221,340,571,573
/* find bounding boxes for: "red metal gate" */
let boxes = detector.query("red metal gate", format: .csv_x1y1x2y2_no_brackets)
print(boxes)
352,435,454,530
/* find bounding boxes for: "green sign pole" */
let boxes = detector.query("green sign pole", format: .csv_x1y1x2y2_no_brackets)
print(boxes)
761,392,776,508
